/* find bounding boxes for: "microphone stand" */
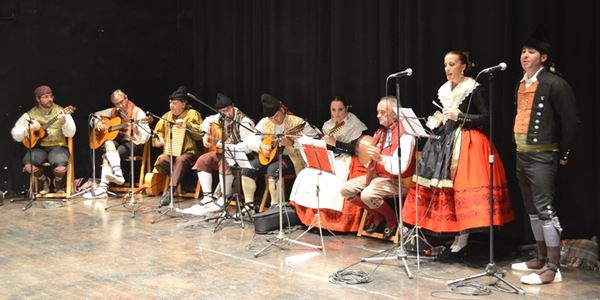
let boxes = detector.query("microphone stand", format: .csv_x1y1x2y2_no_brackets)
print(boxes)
359,74,413,278
186,93,255,230
22,121,37,211
104,115,153,217
446,71,523,294
146,110,199,224
71,114,116,198
151,119,179,224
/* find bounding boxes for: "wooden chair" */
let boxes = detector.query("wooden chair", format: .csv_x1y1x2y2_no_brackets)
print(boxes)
31,137,75,199
109,141,151,193
162,173,202,199
259,173,296,212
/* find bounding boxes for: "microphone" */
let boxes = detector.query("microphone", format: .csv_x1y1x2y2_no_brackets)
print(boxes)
25,119,34,124
388,68,413,78
186,93,200,102
480,62,507,74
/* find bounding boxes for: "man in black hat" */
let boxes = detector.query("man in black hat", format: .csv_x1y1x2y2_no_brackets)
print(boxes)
240,94,318,209
183,93,256,215
510,27,579,285
153,85,204,207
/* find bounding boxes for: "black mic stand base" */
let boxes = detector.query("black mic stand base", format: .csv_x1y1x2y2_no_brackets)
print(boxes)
360,242,416,279
446,263,524,294
254,226,323,258
205,193,254,232
151,205,183,224
104,193,146,218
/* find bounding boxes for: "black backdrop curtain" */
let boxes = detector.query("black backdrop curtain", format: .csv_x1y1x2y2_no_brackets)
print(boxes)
1,0,598,243
191,0,600,242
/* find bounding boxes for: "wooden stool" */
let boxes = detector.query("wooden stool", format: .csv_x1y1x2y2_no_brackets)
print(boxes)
30,137,75,199
259,173,296,212
162,175,202,199
355,177,412,243
110,141,151,193
356,207,400,243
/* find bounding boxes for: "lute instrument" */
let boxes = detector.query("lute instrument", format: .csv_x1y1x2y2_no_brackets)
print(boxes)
22,105,77,149
258,122,306,166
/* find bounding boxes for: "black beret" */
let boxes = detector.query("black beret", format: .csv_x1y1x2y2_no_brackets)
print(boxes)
215,92,233,109
261,93,281,117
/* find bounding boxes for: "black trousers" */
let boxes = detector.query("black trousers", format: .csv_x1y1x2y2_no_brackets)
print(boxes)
515,151,559,218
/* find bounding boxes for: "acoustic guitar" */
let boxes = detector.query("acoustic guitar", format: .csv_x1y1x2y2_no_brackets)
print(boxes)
258,122,306,165
89,115,152,149
204,122,223,153
22,105,77,149
143,172,167,196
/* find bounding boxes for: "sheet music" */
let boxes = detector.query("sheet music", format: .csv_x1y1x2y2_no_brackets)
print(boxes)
224,144,253,169
397,108,430,138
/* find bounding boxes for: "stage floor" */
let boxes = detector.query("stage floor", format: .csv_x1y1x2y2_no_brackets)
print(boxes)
1,195,599,299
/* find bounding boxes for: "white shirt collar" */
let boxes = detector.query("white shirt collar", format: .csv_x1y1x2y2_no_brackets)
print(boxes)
521,67,544,88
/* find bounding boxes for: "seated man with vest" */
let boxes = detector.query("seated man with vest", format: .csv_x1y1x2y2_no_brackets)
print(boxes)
11,85,76,194
340,96,415,240
84,89,151,198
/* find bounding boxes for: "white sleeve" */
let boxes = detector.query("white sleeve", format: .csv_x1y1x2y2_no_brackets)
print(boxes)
132,110,150,145
245,118,265,153
61,114,77,138
201,113,220,133
381,134,415,175
233,116,256,153
11,113,31,142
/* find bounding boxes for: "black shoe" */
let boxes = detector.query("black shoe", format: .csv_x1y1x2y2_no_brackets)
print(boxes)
159,191,172,207
382,225,397,240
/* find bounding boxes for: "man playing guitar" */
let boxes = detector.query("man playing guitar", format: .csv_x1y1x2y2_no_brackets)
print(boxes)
190,93,255,213
11,85,76,194
84,89,151,198
240,94,318,208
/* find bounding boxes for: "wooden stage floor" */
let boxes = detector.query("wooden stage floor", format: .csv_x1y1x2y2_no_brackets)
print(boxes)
1,194,599,299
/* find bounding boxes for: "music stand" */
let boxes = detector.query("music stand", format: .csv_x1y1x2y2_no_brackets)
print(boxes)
254,133,322,258
291,137,343,255
359,108,434,274
205,145,254,231
398,108,437,269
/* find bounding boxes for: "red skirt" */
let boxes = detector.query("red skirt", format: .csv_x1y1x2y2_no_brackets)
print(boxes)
402,129,514,233
291,156,367,232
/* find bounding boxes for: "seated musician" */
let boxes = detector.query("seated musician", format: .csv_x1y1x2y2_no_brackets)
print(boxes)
241,94,318,208
11,85,76,194
340,96,415,240
152,85,203,207
289,97,368,232
84,89,151,198
188,93,255,214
